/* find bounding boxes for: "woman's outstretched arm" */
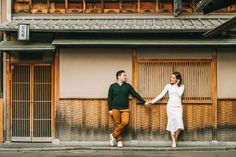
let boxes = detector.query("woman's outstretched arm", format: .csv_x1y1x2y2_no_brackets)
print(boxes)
151,84,169,104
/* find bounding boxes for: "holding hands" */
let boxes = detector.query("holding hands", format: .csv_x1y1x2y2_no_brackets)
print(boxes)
145,101,153,107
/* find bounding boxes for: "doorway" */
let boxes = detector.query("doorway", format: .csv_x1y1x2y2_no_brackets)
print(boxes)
11,64,53,141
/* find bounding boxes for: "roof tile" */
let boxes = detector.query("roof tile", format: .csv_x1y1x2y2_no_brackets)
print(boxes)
0,16,231,32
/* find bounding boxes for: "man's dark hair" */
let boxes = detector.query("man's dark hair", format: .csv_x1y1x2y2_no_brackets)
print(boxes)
116,70,125,79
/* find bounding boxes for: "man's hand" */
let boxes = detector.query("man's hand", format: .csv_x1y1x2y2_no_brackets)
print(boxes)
109,110,113,116
145,101,152,107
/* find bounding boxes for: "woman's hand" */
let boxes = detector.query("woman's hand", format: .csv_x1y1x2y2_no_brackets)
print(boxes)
145,101,152,107
176,79,180,85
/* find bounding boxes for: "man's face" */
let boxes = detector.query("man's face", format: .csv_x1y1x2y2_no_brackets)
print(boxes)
118,72,127,82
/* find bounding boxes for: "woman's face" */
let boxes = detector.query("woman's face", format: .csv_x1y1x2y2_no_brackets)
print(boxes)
170,74,177,84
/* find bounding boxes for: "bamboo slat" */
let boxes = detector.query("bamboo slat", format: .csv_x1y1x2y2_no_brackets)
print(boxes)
58,99,134,141
217,99,236,141
138,60,212,103
56,92,236,140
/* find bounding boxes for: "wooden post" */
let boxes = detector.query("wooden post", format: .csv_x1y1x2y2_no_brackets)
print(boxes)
65,0,68,13
156,0,159,13
83,0,86,13
212,49,218,141
119,0,122,13
101,0,104,13
4,52,10,142
53,48,60,139
131,48,138,139
3,31,11,142
137,0,140,13
0,98,3,143
30,65,34,141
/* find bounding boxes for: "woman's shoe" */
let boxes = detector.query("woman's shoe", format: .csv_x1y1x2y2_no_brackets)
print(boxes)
171,142,176,148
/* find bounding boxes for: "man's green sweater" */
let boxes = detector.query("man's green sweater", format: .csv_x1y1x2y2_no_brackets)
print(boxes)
108,82,146,111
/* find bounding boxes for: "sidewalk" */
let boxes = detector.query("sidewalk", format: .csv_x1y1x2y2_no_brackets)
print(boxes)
0,141,235,152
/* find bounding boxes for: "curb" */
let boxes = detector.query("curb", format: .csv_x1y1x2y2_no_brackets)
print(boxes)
0,146,235,152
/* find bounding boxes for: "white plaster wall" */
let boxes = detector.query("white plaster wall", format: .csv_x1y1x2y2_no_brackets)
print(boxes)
217,48,236,98
60,48,132,98
6,0,11,21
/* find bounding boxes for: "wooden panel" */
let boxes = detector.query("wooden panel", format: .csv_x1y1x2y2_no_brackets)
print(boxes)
182,2,193,13
140,1,156,13
85,2,102,13
138,60,212,102
134,58,214,141
158,2,172,13
11,65,31,139
14,2,30,13
49,0,66,13
33,66,52,138
67,0,83,13
217,99,236,141
58,99,133,141
31,0,49,14
122,1,137,13
135,103,213,141
104,0,121,13
58,99,214,141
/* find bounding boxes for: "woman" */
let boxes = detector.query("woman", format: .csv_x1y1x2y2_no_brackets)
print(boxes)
147,72,184,148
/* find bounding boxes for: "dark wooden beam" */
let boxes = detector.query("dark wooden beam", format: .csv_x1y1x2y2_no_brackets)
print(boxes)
203,0,235,14
196,0,235,14
204,16,236,37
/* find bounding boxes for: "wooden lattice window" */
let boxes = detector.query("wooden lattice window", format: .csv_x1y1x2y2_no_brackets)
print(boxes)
13,0,236,14
138,60,213,103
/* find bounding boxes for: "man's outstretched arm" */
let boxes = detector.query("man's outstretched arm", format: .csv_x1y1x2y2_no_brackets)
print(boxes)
130,85,146,104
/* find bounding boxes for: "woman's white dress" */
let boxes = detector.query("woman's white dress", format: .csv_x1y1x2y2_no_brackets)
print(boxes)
151,84,184,135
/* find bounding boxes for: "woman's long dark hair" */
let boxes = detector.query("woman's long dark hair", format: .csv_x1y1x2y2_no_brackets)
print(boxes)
173,72,182,87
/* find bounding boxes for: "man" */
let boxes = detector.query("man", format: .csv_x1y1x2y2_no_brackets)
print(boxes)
108,70,148,147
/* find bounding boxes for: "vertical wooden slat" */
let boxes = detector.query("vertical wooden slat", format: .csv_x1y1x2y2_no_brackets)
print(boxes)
30,65,34,141
212,49,218,140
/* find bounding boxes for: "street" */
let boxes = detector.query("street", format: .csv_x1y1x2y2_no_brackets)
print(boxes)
0,150,235,157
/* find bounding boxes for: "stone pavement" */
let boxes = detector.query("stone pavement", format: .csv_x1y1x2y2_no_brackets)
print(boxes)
0,141,235,152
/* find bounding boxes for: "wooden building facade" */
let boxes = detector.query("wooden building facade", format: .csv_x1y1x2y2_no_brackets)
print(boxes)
0,0,235,143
